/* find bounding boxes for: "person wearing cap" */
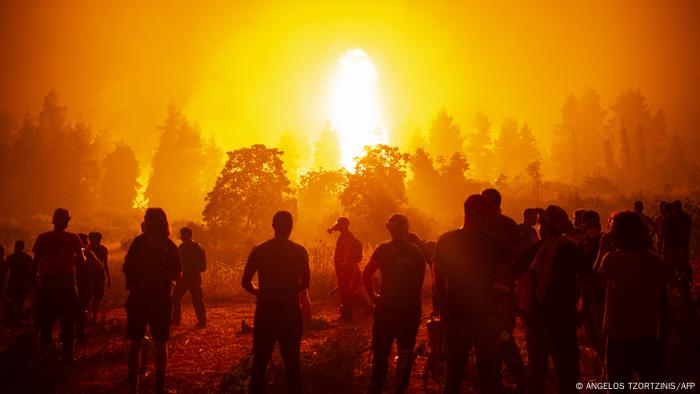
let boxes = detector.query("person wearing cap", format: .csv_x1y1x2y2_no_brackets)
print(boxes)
510,205,589,394
32,208,85,362
328,217,363,321
123,208,181,394
433,194,507,393
362,213,426,394
242,211,310,394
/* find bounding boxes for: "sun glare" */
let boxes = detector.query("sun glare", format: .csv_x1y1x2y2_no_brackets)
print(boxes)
331,49,388,170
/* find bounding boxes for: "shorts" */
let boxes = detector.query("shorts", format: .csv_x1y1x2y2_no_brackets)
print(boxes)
126,293,172,341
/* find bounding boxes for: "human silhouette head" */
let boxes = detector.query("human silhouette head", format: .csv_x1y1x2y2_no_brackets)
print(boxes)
273,211,293,239
385,213,410,240
480,188,502,210
581,210,601,239
78,233,88,246
328,217,350,234
464,194,495,229
539,205,572,238
52,208,71,230
573,208,586,229
662,202,674,215
523,208,537,226
180,227,193,242
88,232,102,246
143,208,170,238
14,240,24,253
634,200,644,214
673,200,683,213
609,210,651,251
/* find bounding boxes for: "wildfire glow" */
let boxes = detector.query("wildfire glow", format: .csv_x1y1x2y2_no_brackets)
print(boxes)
331,49,388,170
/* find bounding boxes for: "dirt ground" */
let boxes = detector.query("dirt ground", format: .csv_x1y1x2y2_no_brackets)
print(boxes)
0,290,698,394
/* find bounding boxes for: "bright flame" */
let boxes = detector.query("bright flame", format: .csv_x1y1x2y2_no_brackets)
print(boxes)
331,49,388,170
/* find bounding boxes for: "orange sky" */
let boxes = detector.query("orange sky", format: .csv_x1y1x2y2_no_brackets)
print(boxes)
1,0,699,162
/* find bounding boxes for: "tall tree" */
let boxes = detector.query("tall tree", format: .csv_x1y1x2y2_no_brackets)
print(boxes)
102,142,140,212
145,104,210,220
313,123,342,170
518,122,541,171
278,130,308,182
203,144,294,249
340,144,410,242
494,117,520,176
465,111,494,180
427,109,464,159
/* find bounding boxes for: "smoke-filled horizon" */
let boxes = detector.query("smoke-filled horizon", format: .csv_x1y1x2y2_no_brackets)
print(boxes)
1,1,699,165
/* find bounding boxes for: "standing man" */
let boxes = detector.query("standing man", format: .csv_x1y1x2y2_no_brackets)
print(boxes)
123,208,181,394
4,241,33,327
518,208,540,251
328,217,362,321
634,200,656,237
242,211,310,394
32,208,85,362
434,195,506,394
172,227,207,328
87,232,110,324
362,214,426,394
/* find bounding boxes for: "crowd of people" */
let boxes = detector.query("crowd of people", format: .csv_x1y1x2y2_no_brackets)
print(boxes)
0,189,694,394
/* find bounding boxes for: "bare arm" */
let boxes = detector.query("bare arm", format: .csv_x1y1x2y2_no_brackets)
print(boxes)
362,257,380,304
241,249,259,296
104,248,111,285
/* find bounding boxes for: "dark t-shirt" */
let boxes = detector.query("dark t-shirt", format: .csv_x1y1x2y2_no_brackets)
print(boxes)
123,233,181,296
88,244,108,283
179,241,206,279
370,239,426,311
32,230,84,278
434,228,505,322
518,223,539,251
245,238,310,303
662,213,691,249
486,213,521,264
511,239,589,325
6,252,33,293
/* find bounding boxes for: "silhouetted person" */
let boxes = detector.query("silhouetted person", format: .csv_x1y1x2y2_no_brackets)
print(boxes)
32,208,85,362
4,241,33,326
519,208,540,251
661,201,693,302
434,194,506,394
600,211,665,389
578,210,606,363
653,201,667,252
363,214,426,394
634,200,656,237
328,217,362,321
76,233,98,343
87,232,110,323
242,211,310,394
570,208,587,243
481,188,525,393
511,205,588,394
123,208,181,394
172,227,207,327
